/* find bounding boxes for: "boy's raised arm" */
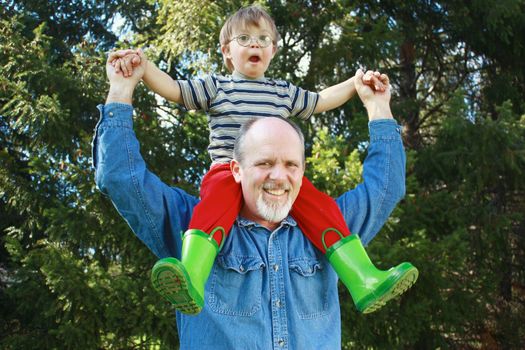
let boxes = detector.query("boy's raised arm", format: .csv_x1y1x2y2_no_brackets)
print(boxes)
110,49,184,104
314,77,357,114
313,71,387,114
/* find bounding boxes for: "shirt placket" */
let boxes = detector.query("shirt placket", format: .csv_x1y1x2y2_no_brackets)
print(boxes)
268,227,289,350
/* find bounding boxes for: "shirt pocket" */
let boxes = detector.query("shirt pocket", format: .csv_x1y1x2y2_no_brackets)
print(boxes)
207,254,265,317
289,258,329,319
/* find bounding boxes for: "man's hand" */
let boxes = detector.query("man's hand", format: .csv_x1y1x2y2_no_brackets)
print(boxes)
355,69,393,120
108,49,144,78
105,49,146,104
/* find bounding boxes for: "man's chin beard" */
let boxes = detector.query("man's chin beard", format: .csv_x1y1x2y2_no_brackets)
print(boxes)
256,194,292,223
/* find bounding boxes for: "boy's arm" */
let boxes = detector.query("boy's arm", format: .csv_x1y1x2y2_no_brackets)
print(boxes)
314,77,357,114
313,71,387,114
110,49,183,104
142,59,183,104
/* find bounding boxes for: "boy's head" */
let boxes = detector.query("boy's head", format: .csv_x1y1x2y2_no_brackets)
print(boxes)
220,5,280,78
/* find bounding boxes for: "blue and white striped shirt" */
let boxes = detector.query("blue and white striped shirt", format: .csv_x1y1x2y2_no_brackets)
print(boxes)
177,72,319,164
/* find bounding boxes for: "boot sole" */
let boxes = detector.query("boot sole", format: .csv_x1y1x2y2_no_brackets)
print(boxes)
358,264,419,314
151,258,203,315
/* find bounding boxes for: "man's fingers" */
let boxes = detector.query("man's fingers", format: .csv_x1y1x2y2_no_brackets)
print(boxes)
113,58,122,74
380,73,389,85
119,58,130,77
107,49,137,64
370,76,386,92
361,70,389,92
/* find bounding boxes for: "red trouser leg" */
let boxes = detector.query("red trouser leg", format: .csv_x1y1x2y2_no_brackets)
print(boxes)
188,163,242,247
291,176,351,254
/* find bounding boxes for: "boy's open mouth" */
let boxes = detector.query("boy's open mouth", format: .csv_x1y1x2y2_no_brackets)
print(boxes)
249,55,261,63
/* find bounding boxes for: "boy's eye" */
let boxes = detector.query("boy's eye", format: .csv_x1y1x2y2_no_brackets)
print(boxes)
233,34,273,48
258,35,272,46
237,34,251,45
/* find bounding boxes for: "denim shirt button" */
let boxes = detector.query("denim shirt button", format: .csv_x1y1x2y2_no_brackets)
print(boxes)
239,265,244,272
273,264,279,271
108,112,114,117
276,299,282,308
278,339,285,347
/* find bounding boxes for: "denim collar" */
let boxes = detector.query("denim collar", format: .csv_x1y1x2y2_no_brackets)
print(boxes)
236,215,297,228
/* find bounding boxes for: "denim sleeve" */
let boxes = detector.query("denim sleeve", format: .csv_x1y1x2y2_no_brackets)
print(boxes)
92,103,198,259
336,119,406,246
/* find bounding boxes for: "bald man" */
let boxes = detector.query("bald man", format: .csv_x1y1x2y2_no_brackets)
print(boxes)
93,56,407,349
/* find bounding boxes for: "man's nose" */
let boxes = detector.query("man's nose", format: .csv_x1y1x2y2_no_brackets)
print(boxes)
269,165,287,180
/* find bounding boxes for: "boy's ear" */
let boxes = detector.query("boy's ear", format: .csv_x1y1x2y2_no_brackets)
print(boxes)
230,160,242,183
271,44,277,58
221,44,232,59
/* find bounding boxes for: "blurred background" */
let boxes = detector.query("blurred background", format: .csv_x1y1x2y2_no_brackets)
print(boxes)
1,0,524,349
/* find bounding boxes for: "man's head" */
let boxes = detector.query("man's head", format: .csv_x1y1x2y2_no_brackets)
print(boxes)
220,5,279,78
231,117,305,229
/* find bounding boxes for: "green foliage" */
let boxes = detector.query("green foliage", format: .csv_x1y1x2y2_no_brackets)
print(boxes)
1,1,525,349
306,127,363,196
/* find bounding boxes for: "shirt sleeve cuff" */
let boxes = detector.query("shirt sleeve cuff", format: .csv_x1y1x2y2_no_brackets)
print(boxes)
96,103,134,127
368,119,402,141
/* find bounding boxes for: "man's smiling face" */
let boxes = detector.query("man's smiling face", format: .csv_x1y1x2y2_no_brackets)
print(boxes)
231,118,304,229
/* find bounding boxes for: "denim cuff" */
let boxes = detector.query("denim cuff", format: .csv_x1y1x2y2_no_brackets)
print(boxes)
368,119,402,141
96,103,134,128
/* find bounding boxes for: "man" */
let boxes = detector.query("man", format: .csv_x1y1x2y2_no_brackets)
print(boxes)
93,57,406,349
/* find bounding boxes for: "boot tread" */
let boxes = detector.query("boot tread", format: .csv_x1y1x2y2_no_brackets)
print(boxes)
151,260,203,315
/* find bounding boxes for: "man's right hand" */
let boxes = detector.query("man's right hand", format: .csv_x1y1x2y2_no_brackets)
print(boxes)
105,49,146,104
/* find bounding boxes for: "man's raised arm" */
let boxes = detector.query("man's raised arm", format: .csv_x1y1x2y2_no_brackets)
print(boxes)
337,69,406,245
92,55,198,258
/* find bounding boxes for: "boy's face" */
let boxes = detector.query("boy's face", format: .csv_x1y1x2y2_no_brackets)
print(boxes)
222,20,277,79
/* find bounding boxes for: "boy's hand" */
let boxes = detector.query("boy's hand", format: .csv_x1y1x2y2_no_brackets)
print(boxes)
108,49,144,78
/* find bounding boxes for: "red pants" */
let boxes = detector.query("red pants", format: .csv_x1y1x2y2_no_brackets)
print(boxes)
189,163,351,253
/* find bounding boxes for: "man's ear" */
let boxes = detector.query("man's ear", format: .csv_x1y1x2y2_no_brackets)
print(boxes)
221,44,232,59
230,159,242,183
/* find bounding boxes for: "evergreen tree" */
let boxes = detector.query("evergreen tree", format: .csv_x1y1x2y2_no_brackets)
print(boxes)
1,1,524,348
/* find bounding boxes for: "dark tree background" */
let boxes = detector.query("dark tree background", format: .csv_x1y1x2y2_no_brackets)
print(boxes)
1,1,524,349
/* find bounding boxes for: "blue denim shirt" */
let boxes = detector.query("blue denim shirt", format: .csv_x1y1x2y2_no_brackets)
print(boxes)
93,103,406,350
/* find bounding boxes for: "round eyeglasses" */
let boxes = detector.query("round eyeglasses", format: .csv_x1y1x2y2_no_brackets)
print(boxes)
229,34,274,48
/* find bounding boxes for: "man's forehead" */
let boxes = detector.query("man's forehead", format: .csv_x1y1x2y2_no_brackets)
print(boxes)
243,120,303,161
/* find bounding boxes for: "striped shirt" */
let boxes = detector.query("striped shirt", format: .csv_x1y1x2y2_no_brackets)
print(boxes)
177,72,319,164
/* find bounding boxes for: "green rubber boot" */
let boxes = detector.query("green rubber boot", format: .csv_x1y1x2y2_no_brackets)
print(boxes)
151,228,224,315
324,230,418,314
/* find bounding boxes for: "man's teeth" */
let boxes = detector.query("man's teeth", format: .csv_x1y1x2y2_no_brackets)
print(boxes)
266,189,286,196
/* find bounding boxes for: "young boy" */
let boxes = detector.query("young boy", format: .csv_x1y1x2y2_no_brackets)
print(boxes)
110,5,418,315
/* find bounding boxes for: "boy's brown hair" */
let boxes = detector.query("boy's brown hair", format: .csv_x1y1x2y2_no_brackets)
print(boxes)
219,5,280,72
